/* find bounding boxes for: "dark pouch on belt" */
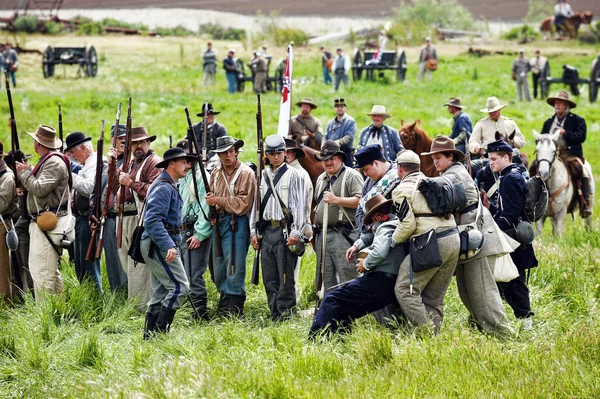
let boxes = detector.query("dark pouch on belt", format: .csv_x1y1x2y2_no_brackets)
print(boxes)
410,229,442,273
128,226,146,264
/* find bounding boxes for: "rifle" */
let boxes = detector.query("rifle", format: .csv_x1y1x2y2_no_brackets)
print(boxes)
251,93,264,285
169,135,173,149
86,121,105,261
5,71,27,219
185,106,223,260
116,97,132,249
315,202,328,311
96,103,121,258
58,103,64,153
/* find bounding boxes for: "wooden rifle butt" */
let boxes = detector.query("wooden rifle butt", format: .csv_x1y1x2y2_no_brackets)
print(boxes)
251,249,261,285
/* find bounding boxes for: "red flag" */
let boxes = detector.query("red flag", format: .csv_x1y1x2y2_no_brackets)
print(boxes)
278,44,293,137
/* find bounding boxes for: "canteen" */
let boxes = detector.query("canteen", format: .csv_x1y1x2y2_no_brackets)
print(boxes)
6,229,18,251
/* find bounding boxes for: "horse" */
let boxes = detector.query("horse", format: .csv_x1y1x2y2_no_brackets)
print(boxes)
540,11,594,39
292,141,324,187
398,120,438,177
533,131,594,236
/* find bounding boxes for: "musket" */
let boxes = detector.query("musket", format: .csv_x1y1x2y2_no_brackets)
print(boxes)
5,71,27,219
116,97,132,249
315,202,328,311
86,121,105,261
169,135,173,149
96,103,121,258
251,93,264,285
185,107,223,261
58,103,64,153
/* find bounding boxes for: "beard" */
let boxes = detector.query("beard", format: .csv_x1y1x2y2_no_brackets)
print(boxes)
133,148,145,160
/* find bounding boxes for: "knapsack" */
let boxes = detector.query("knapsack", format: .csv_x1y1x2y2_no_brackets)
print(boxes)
524,175,548,222
418,175,467,216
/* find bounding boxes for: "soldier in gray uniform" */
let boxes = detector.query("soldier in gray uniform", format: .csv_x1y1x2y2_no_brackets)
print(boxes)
202,42,217,87
248,51,267,93
3,42,18,87
512,49,532,101
192,103,228,171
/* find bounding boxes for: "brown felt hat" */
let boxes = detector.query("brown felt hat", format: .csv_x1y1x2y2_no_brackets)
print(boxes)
296,97,318,109
284,138,305,159
130,127,156,142
444,98,464,109
315,140,345,162
421,135,465,161
546,90,577,109
364,194,393,225
27,125,62,149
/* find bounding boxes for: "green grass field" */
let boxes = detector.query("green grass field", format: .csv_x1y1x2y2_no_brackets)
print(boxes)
0,34,599,398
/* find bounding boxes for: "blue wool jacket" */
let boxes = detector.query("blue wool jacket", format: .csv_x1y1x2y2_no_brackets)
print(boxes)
489,164,527,231
450,111,472,155
358,124,403,162
142,171,184,251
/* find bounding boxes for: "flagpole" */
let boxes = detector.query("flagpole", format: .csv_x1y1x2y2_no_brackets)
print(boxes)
288,42,293,138
277,42,294,138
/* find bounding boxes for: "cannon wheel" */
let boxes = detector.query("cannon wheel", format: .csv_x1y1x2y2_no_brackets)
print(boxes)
540,60,551,99
352,48,363,82
589,56,600,103
42,45,55,78
84,45,98,77
397,50,407,82
274,59,285,93
235,58,246,92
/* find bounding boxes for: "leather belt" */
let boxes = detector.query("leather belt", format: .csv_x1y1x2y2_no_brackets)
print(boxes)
459,202,478,215
317,222,352,231
121,210,138,217
267,220,284,227
436,227,459,239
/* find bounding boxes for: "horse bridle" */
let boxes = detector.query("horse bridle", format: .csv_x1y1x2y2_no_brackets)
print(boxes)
536,141,557,172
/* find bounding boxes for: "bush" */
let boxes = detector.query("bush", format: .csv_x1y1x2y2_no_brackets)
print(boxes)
199,23,246,41
155,25,194,37
255,12,309,46
13,15,39,33
501,24,540,41
44,21,64,35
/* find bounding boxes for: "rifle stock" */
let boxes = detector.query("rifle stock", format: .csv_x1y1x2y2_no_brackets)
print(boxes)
116,97,132,249
251,93,264,285
185,107,222,260
86,121,105,261
5,71,27,219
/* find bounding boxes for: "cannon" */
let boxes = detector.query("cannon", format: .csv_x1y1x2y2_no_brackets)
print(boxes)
42,44,98,78
540,56,600,102
351,48,407,82
235,56,285,93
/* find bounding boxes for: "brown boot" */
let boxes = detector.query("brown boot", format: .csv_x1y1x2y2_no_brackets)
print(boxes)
580,177,593,218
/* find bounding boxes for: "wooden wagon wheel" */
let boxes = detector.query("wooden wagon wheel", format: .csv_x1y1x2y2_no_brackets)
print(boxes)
274,59,285,93
540,60,551,99
397,50,407,82
42,45,55,78
84,45,98,77
589,56,600,103
352,48,363,82
235,58,246,92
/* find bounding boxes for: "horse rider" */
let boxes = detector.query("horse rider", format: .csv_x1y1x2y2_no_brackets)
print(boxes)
358,105,403,162
468,97,525,159
554,0,574,36
290,97,323,148
325,98,357,167
482,139,537,331
540,91,591,218
444,97,472,155
192,102,228,171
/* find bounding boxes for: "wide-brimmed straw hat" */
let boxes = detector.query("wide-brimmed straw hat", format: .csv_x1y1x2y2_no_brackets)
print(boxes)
364,194,393,225
296,97,318,109
284,138,305,159
421,135,465,161
443,98,465,109
212,136,244,153
314,140,346,161
366,105,391,118
130,127,157,143
27,125,62,149
479,97,506,113
546,90,577,108
156,147,197,169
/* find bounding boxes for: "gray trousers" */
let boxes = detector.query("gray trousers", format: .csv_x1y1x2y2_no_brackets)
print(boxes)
516,75,531,101
334,72,349,91
141,237,190,311
261,225,298,319
395,231,460,330
203,70,215,86
180,229,211,310
14,217,33,294
314,229,358,292
455,255,509,333
118,214,150,312
102,217,127,292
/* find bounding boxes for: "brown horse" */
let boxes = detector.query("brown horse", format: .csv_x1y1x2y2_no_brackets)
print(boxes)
540,11,594,39
398,120,438,177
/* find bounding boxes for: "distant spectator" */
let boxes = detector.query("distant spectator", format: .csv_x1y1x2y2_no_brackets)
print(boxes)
529,50,547,99
512,49,531,101
3,42,18,88
320,46,333,85
418,37,437,82
202,42,217,87
332,47,350,91
223,49,239,94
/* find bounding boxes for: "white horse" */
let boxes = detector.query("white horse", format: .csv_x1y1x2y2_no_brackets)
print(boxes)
533,130,594,236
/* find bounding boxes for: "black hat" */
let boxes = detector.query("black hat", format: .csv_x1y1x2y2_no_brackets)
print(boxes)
284,138,305,159
196,103,220,117
110,124,127,138
486,139,513,154
315,140,346,161
64,131,92,152
334,98,346,107
156,147,197,169
354,144,383,168
176,138,194,154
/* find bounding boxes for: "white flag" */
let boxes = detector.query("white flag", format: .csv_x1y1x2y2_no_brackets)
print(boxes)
277,44,293,137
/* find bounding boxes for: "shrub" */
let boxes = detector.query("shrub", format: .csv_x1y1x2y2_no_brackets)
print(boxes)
44,21,64,35
255,12,309,46
13,15,39,33
155,25,194,37
501,24,540,41
199,23,246,41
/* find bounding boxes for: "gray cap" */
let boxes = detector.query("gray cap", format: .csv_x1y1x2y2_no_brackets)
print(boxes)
396,150,421,165
265,135,285,153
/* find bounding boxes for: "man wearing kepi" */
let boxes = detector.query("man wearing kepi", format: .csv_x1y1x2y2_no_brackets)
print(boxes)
108,127,162,311
325,98,357,167
310,194,403,338
206,136,255,316
0,140,18,300
423,136,511,334
176,139,212,321
15,125,73,297
141,147,193,339
251,135,306,321
391,150,460,333
64,131,106,292
540,91,591,217
313,141,363,292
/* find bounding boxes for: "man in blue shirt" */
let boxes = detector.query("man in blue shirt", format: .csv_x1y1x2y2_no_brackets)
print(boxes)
325,98,357,166
444,97,472,156
223,49,239,94
358,105,403,162
141,147,194,339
